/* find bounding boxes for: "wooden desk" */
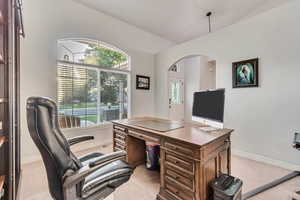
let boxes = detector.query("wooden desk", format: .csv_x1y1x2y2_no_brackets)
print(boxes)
112,117,234,200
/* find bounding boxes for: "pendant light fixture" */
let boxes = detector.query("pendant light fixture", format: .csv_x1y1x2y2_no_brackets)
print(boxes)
206,12,212,33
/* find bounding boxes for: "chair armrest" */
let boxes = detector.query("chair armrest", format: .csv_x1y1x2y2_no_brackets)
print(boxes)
63,151,127,188
67,135,94,146
89,151,127,167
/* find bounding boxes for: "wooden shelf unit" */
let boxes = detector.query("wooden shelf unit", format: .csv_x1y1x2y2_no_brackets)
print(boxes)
0,0,23,199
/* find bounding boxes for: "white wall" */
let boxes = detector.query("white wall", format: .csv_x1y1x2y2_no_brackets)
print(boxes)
200,59,216,91
207,61,217,90
183,57,201,122
155,0,300,169
20,0,173,163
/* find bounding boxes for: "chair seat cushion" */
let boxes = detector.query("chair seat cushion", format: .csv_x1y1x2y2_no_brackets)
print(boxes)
81,160,134,198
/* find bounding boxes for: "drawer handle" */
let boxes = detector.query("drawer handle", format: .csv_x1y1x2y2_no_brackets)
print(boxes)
174,160,179,164
175,190,179,195
175,176,180,180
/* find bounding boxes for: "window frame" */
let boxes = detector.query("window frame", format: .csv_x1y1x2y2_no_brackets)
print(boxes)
57,38,132,130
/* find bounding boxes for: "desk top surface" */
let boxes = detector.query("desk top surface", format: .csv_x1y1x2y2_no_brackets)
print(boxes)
113,117,234,147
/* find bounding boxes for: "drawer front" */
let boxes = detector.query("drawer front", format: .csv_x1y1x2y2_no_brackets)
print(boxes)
165,141,194,157
114,142,126,151
128,129,159,143
166,169,194,191
113,128,127,152
114,125,127,133
165,183,194,200
115,133,126,141
114,129,127,137
114,138,126,146
165,153,194,173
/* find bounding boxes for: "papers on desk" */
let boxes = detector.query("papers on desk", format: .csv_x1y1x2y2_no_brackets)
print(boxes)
199,126,220,132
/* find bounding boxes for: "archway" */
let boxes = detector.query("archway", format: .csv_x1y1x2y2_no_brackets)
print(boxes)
167,55,217,122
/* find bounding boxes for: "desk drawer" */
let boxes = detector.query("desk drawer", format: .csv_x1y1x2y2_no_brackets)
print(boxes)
165,182,194,200
114,142,126,151
166,153,194,173
165,141,194,156
115,133,126,141
166,169,194,191
114,125,127,133
114,138,126,146
113,129,127,151
114,146,124,152
128,130,159,143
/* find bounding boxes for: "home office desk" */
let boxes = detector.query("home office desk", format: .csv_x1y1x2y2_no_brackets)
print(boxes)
112,117,234,200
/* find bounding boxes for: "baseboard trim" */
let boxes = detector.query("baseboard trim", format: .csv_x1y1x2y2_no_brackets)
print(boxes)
232,148,300,171
22,141,113,165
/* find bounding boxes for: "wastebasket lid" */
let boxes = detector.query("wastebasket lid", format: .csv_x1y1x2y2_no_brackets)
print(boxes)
211,174,243,196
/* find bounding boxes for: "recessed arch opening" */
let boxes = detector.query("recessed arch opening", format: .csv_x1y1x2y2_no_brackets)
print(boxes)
167,55,217,122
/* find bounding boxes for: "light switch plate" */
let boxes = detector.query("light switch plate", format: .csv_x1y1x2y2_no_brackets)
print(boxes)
0,121,2,130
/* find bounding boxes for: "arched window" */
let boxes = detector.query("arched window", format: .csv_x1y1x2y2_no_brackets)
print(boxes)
57,39,130,129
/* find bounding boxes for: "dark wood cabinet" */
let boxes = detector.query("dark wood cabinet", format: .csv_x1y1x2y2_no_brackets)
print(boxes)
113,118,233,200
0,0,23,199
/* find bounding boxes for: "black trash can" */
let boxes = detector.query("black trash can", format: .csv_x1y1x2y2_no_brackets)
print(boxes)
145,142,160,171
211,174,243,200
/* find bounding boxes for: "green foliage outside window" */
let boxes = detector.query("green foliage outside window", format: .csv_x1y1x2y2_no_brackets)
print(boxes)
84,44,128,68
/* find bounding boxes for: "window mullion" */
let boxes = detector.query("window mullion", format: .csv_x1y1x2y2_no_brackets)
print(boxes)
97,69,101,124
71,64,74,127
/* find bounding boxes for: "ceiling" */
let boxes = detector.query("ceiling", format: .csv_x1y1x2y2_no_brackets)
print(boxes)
74,0,292,43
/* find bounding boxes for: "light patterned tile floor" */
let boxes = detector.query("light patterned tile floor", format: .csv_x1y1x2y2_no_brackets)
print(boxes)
20,144,300,200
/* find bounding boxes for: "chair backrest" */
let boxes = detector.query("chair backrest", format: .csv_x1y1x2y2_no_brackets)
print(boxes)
27,97,81,200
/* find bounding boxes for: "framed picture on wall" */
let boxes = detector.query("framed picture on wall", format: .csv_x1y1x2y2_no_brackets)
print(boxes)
232,58,259,88
136,75,150,90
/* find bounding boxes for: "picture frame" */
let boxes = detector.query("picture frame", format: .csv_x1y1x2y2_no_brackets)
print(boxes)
136,75,150,90
232,58,259,88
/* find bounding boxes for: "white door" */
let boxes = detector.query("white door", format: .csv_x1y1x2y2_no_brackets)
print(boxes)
168,78,184,121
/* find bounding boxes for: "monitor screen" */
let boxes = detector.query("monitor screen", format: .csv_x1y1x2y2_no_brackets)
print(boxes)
192,89,225,123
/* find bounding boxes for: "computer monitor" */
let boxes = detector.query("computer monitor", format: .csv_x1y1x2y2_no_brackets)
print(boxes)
192,89,225,129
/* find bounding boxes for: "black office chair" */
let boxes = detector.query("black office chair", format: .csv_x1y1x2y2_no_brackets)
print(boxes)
26,97,134,200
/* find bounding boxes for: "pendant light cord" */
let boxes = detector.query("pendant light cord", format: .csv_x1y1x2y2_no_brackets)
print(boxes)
206,12,212,33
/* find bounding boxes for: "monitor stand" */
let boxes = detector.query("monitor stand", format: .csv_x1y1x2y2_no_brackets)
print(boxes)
192,116,224,129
